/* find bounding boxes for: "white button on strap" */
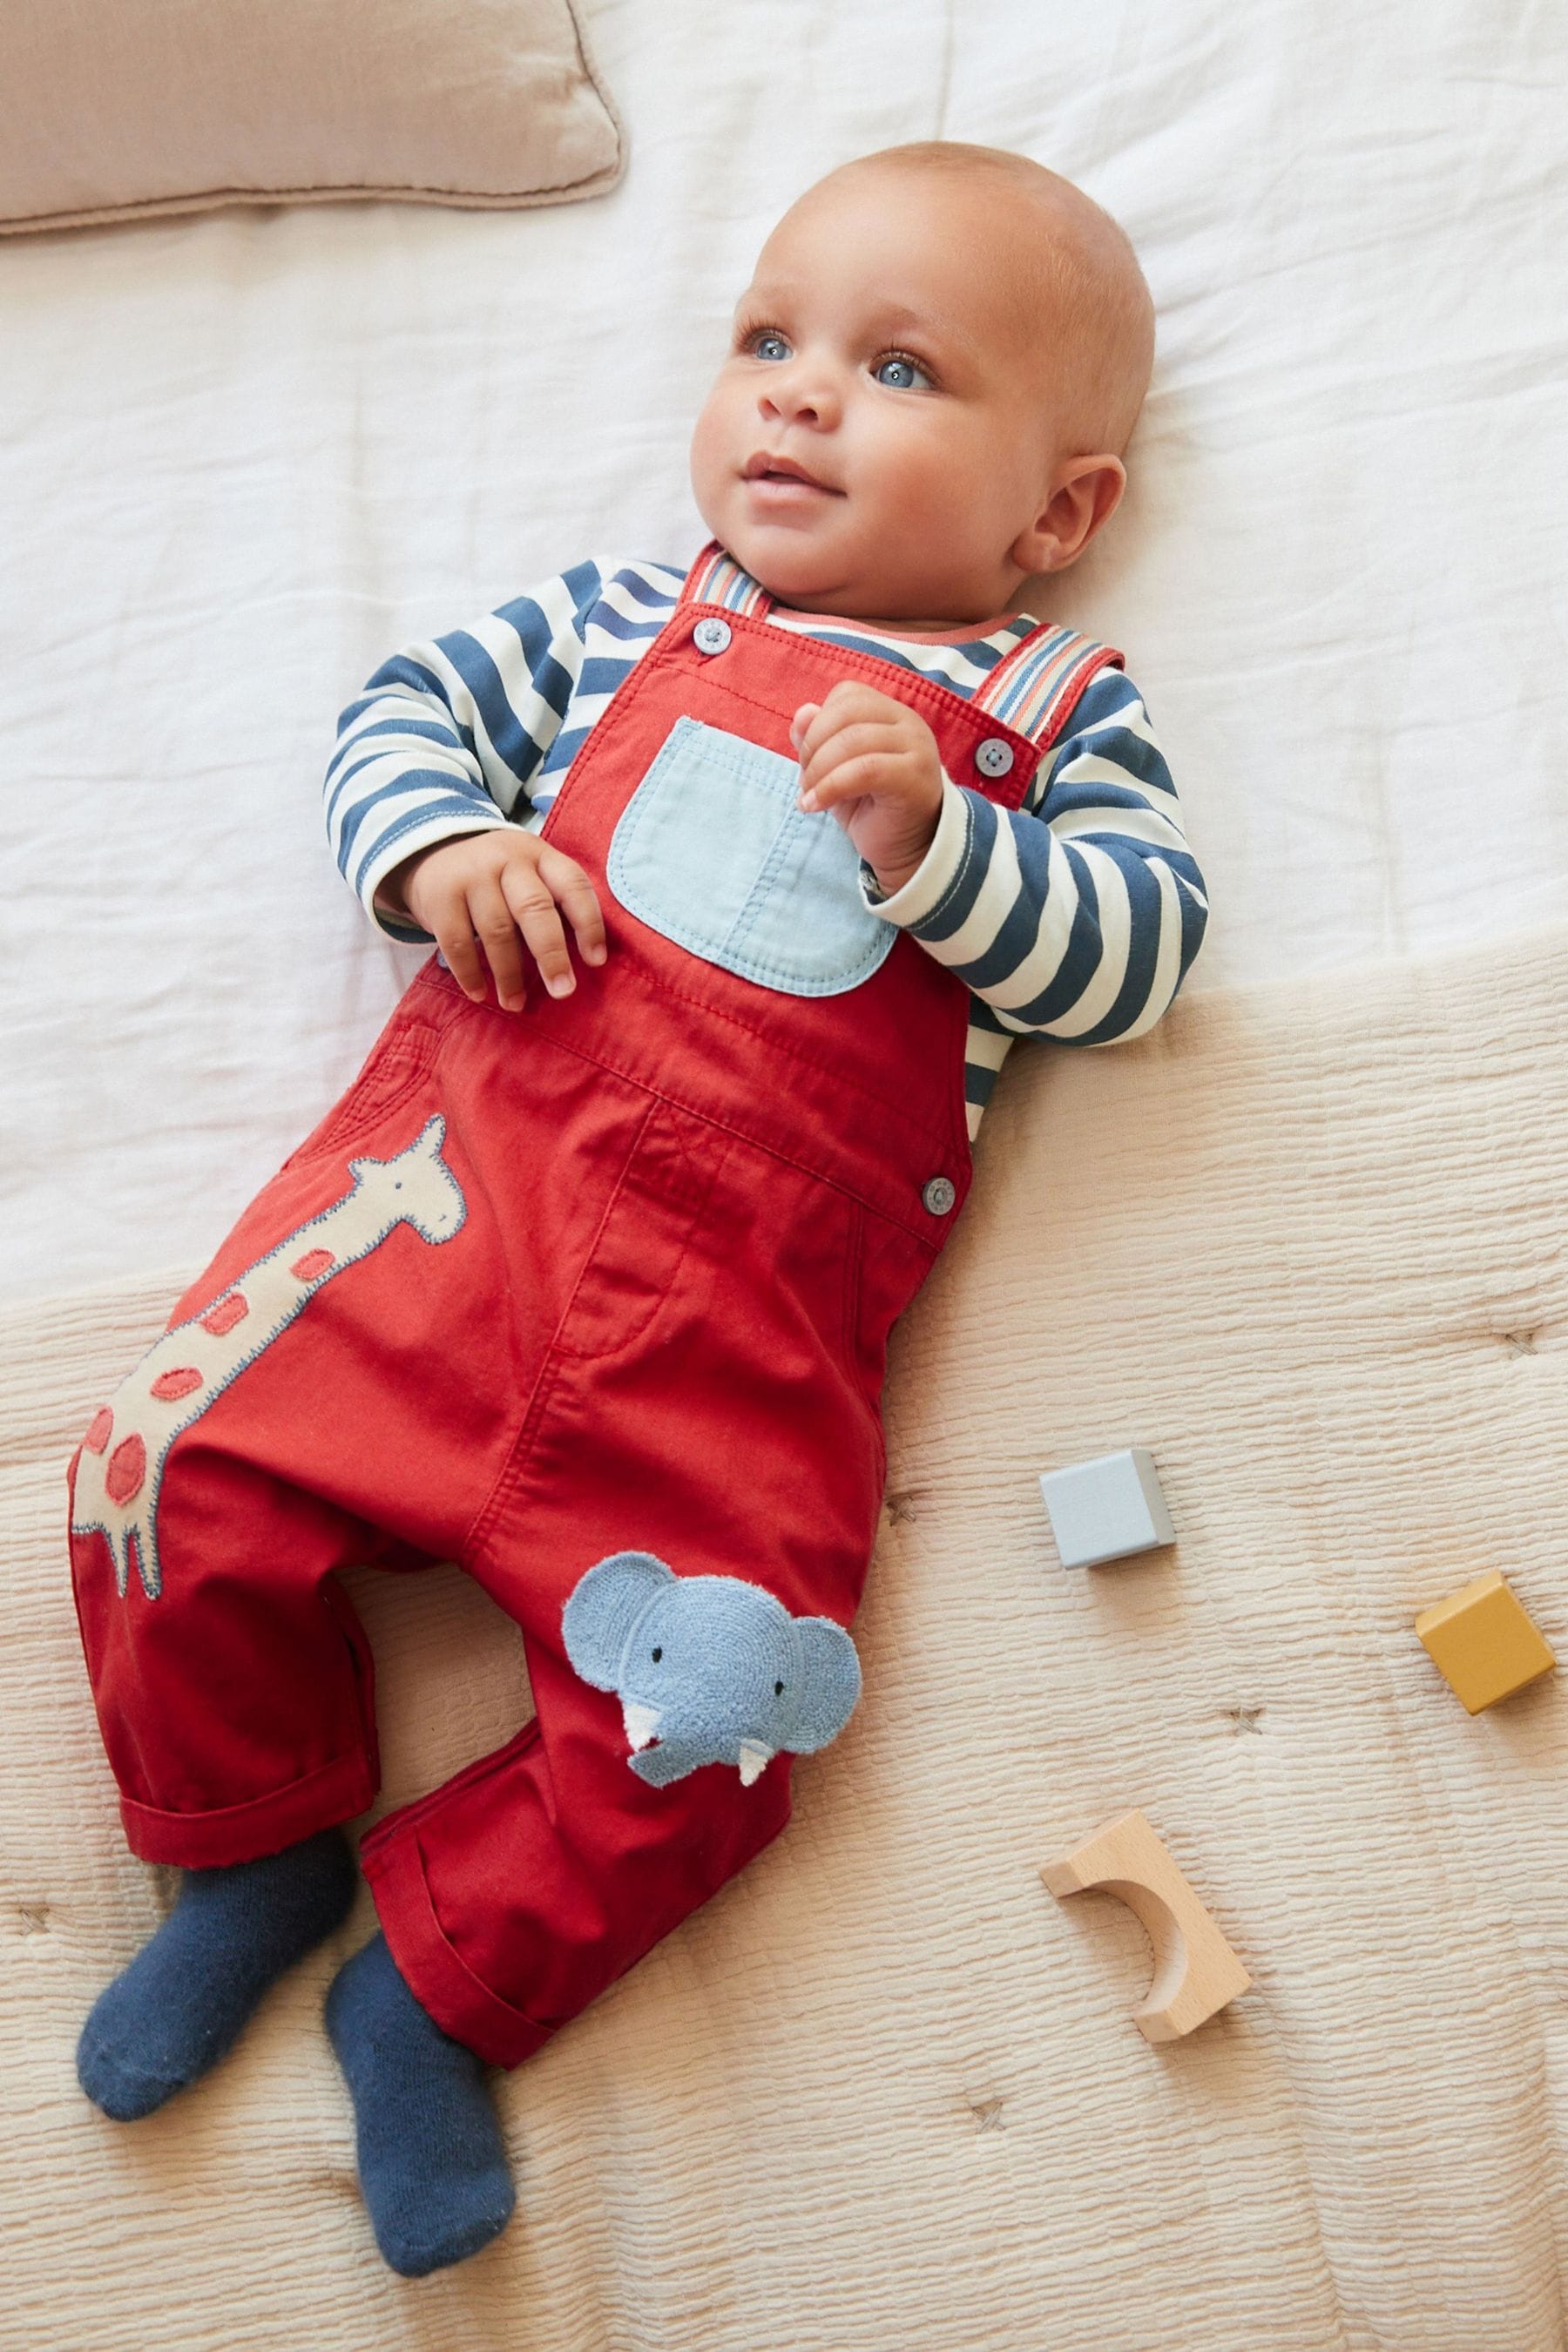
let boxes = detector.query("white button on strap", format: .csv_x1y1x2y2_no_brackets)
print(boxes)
922,1175,956,1216
693,617,732,655
975,737,1015,778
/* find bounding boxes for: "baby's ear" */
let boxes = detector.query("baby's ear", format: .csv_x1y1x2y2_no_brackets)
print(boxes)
1017,454,1127,576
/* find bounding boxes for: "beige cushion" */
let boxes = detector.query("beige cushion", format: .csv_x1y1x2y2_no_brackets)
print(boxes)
0,0,624,238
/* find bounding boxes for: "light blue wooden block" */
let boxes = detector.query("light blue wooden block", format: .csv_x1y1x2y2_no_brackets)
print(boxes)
1039,1448,1175,1569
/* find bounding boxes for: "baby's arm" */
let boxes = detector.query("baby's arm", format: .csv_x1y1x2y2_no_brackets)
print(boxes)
852,666,1207,1045
323,561,624,1002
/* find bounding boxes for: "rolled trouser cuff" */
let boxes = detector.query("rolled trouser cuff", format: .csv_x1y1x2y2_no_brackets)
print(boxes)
359,1821,557,2071
118,1745,376,1868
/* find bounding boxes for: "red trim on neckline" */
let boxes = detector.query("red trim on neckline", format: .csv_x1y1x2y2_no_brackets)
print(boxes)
769,604,1034,645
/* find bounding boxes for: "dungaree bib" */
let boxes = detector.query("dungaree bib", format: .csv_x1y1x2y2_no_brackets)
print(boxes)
67,540,1120,2067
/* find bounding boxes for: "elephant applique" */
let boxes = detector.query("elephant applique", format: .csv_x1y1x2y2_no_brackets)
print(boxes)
561,1551,862,1788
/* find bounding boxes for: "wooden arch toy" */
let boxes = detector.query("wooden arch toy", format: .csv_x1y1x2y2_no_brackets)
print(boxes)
1041,1808,1252,2042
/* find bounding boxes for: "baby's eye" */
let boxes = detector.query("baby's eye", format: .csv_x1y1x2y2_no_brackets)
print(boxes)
873,351,933,392
748,330,791,364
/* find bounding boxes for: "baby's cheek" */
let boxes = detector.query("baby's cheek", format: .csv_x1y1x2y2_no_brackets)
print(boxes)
687,389,742,509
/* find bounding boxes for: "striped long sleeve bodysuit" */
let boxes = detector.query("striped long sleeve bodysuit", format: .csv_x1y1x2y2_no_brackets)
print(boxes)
324,555,1208,1140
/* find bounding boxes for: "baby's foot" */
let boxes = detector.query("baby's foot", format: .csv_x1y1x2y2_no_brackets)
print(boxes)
77,1825,358,2120
324,1930,516,2277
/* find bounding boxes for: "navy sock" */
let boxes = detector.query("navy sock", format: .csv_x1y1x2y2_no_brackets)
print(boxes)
324,1930,516,2278
77,1824,359,2121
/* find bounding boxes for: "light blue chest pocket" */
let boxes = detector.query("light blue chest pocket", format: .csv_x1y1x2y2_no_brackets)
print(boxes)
606,716,897,998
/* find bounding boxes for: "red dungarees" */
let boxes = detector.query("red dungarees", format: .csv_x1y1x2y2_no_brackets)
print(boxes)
67,542,1118,2066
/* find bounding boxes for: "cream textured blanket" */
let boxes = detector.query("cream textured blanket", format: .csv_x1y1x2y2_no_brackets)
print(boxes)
6,922,1568,2350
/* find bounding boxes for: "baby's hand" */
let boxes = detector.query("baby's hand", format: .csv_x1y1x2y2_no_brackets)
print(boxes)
790,683,944,897
385,829,608,1010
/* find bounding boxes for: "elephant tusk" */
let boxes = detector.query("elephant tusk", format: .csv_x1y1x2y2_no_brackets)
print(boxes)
622,1700,661,1754
737,1740,775,1787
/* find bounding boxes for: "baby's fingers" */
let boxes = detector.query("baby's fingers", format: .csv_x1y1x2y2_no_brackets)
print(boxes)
534,843,608,970
792,682,902,764
428,889,490,1003
468,877,529,1010
789,701,822,754
499,855,579,1002
797,720,904,807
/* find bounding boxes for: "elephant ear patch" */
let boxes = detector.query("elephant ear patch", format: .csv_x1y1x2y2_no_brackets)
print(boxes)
560,1551,674,1691
560,1551,862,1789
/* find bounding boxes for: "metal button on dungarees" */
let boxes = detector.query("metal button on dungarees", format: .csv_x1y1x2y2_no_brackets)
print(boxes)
693,617,732,655
922,1176,956,1216
975,737,1014,778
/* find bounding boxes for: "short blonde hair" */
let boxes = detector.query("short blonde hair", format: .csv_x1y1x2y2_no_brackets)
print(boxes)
813,142,1155,456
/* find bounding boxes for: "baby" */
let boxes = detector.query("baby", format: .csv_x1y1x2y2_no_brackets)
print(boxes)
66,142,1206,2278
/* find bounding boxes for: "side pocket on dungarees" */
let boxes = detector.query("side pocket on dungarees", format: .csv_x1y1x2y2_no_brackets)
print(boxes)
841,1194,865,1378
840,1198,887,1490
847,1200,940,1439
549,1098,734,1362
280,1001,447,1173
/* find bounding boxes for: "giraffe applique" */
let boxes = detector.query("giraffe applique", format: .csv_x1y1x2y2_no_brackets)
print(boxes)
71,1114,467,1603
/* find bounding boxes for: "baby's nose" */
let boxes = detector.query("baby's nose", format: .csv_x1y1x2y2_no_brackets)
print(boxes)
763,371,838,429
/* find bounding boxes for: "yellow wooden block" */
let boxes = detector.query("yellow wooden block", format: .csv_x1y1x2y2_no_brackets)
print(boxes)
1414,1571,1556,1713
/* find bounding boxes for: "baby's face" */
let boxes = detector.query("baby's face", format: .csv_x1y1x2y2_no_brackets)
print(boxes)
689,169,1081,627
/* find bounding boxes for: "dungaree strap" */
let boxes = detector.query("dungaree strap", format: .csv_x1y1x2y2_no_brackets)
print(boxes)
678,538,1122,753
677,542,776,619
970,622,1125,749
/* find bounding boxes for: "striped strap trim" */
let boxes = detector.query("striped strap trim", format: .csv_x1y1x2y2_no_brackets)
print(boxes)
679,541,775,618
973,625,1124,747
678,542,1119,750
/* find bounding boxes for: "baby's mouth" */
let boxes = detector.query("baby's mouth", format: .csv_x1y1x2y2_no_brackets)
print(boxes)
744,475,845,513
741,455,844,497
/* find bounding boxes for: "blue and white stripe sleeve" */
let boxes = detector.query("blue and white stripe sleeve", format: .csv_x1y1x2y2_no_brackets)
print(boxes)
322,560,611,941
857,668,1208,1045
